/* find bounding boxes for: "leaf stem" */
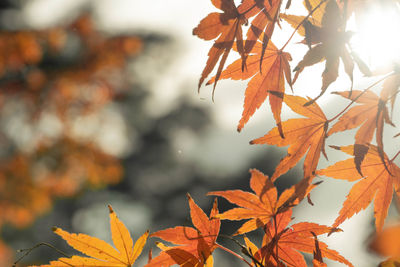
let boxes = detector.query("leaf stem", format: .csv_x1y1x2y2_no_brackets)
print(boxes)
219,234,265,267
280,0,328,51
273,215,279,264
327,72,395,123
215,242,253,267
391,149,400,162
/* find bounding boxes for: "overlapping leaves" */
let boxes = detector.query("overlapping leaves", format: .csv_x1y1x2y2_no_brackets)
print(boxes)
244,209,353,267
145,194,220,267
317,145,400,231
208,39,291,134
193,0,247,91
282,0,355,104
328,90,395,174
208,169,317,235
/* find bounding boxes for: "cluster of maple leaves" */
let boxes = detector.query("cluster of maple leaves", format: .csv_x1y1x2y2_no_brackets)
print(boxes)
27,175,398,266
20,0,400,266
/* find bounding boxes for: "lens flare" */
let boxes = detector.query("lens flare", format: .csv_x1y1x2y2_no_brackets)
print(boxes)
350,2,400,70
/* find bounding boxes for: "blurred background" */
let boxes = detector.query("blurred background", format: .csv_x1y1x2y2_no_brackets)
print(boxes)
0,0,398,266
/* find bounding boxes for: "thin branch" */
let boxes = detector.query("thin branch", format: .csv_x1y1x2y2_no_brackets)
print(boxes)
327,72,395,123
273,214,279,264
13,242,70,267
215,242,253,267
280,0,328,51
219,234,265,267
391,149,400,162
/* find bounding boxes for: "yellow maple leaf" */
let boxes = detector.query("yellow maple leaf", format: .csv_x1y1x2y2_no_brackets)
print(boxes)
32,205,148,267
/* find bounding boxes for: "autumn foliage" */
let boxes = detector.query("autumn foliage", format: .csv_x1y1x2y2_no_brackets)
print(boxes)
0,13,141,265
10,0,400,266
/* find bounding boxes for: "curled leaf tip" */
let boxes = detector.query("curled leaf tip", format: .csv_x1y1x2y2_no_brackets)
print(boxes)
304,99,315,106
328,227,343,236
108,204,114,213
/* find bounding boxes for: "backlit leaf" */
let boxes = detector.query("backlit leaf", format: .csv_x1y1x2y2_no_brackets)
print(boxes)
251,95,328,181
35,205,148,266
146,195,220,267
208,169,317,235
317,145,400,231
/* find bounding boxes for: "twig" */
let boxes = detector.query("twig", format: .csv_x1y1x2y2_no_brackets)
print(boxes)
13,242,70,267
280,0,328,51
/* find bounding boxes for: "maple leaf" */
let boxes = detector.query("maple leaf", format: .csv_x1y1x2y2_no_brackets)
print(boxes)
207,39,292,134
370,223,400,267
245,209,353,267
34,205,149,266
145,194,220,267
280,0,326,39
237,0,282,69
282,0,354,105
328,90,395,175
381,73,400,120
208,169,318,235
251,95,328,181
370,224,400,258
317,144,400,232
193,0,247,93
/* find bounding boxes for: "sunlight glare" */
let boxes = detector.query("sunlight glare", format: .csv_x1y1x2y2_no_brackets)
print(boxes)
350,2,400,70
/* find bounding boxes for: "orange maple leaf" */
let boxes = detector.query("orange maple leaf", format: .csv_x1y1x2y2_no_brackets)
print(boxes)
280,0,326,39
248,209,353,267
251,95,328,181
207,39,291,134
282,0,354,105
370,223,400,266
208,169,318,235
382,73,400,117
237,0,282,68
317,144,400,232
328,90,394,175
145,194,220,267
193,0,247,92
370,223,400,258
34,205,149,266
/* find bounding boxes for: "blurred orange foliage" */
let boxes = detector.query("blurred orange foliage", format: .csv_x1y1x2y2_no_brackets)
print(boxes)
0,12,142,262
